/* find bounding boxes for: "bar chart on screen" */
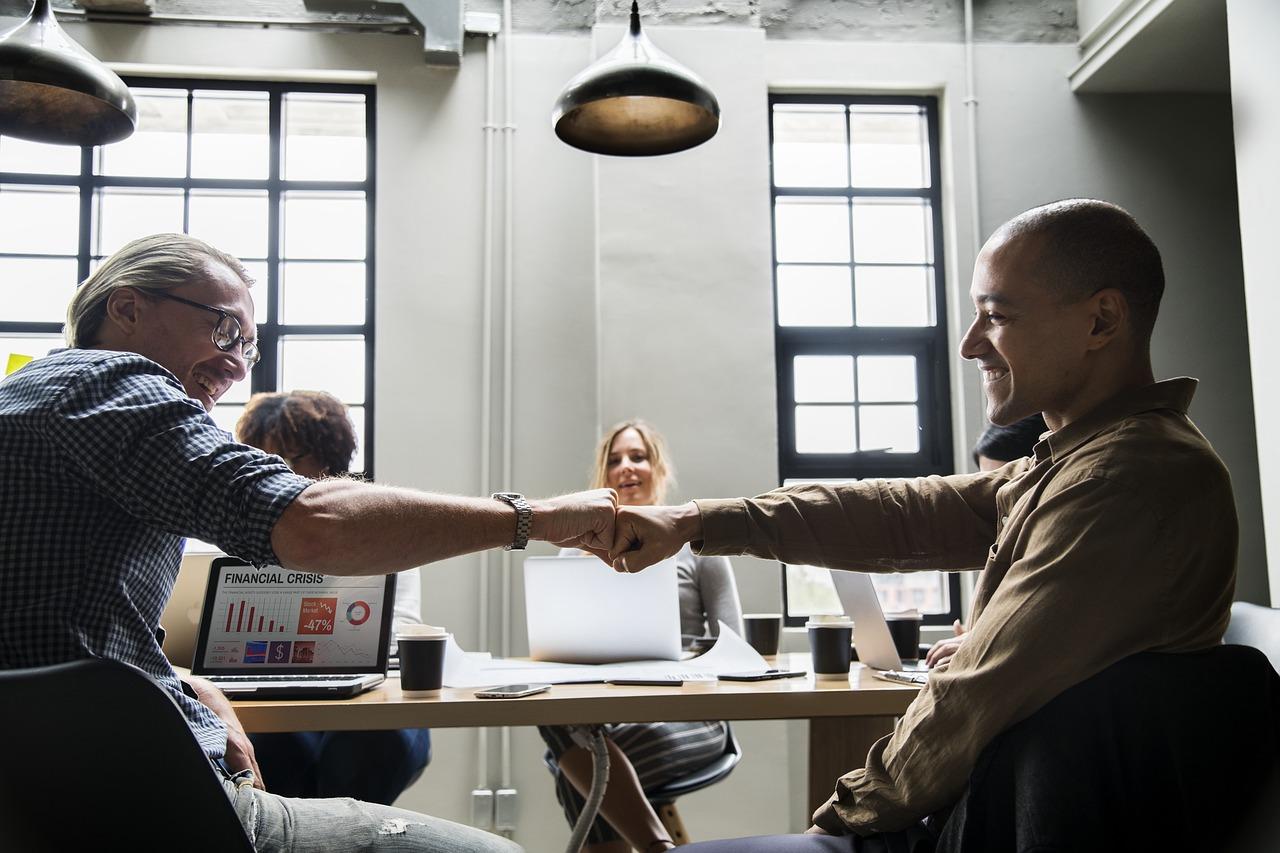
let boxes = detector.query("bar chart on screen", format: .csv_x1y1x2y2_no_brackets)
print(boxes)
222,591,297,634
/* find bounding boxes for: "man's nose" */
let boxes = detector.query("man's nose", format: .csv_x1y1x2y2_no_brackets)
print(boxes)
958,317,986,362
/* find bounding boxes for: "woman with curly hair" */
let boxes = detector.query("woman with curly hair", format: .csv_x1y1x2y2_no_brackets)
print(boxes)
235,390,432,805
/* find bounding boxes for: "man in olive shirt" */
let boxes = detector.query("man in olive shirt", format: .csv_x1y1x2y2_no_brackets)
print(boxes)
608,199,1238,841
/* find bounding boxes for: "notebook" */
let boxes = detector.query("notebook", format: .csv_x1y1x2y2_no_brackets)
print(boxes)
523,555,682,663
829,570,930,685
191,556,395,699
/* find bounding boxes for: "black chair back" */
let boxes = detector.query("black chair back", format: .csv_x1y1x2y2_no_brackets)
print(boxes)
1224,601,1280,675
0,658,253,853
938,645,1280,853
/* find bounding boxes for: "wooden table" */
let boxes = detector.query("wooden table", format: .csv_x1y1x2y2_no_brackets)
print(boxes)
231,652,920,814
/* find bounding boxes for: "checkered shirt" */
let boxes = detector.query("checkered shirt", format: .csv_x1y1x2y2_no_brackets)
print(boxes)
0,348,311,758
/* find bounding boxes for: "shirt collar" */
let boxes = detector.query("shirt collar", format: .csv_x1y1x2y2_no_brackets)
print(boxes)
1033,377,1199,464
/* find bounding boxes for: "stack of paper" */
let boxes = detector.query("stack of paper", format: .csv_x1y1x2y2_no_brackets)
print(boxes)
442,622,769,688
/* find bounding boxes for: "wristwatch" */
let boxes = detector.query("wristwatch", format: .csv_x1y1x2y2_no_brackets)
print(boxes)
492,492,532,551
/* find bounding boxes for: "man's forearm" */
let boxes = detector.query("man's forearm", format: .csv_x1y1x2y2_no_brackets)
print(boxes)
271,480,615,575
272,480,523,574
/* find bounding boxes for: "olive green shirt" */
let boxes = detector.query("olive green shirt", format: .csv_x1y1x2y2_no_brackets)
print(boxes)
693,379,1238,834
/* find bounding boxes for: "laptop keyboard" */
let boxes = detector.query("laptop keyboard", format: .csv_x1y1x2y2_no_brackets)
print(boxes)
206,674,363,683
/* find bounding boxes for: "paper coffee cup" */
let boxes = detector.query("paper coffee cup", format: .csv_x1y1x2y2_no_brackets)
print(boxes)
397,624,448,697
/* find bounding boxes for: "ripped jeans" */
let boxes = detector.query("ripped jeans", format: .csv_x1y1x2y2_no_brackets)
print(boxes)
217,763,522,853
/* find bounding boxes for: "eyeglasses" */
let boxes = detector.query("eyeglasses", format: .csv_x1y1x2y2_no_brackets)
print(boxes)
148,290,261,368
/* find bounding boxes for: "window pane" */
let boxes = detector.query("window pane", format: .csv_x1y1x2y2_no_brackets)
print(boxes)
794,355,854,403
0,257,79,323
787,564,949,617
98,88,188,178
242,261,269,325
772,104,847,189
0,137,80,175
855,265,934,327
189,190,268,259
220,375,253,405
784,564,843,617
93,188,184,256
2,335,64,370
210,404,244,437
348,404,366,473
281,262,366,325
856,355,917,402
776,265,852,327
849,105,929,189
0,185,79,254
871,571,949,615
859,404,919,453
191,90,269,180
280,337,365,404
851,199,932,264
284,93,367,182
795,405,855,454
282,192,366,260
775,197,850,264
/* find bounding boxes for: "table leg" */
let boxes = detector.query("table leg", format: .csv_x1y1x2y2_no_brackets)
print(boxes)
807,716,896,818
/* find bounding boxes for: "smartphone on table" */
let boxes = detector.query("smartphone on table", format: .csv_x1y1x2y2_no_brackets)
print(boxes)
717,669,807,682
474,683,552,699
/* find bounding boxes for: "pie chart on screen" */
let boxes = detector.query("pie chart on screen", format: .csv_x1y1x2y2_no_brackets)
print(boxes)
346,600,371,626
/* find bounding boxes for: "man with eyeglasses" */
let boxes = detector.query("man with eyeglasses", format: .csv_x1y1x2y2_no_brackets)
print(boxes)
0,232,616,853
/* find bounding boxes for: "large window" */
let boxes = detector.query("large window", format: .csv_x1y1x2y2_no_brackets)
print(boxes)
0,78,376,474
769,94,959,627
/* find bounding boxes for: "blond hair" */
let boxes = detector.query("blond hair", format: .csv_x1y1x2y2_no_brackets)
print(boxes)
65,233,253,347
590,420,676,505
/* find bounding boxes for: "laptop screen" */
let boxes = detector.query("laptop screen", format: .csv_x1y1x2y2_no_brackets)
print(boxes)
191,557,395,676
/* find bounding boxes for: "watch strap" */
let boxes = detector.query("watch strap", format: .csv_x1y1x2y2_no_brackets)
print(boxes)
492,492,532,551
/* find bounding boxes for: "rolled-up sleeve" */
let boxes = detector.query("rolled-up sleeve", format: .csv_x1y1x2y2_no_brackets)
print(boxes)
693,472,1010,573
45,355,311,566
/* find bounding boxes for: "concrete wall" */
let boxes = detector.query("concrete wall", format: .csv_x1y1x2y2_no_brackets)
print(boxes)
1227,0,1280,603
57,10,1266,850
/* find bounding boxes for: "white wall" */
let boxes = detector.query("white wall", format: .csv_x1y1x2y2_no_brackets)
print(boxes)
1227,0,1280,604
66,15,1265,849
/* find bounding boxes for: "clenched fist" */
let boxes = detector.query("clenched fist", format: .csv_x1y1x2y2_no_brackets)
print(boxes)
608,501,704,573
530,488,619,560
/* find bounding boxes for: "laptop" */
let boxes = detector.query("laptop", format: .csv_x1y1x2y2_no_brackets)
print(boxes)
191,556,395,699
829,571,930,685
523,555,682,663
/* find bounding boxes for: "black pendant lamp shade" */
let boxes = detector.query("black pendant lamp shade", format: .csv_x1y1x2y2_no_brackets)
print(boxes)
552,2,719,157
0,0,136,146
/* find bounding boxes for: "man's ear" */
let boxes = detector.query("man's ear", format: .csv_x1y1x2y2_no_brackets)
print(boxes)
103,287,143,338
1086,288,1128,351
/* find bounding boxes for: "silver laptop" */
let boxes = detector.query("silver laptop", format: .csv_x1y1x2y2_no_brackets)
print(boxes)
829,571,929,685
191,557,394,699
524,555,682,663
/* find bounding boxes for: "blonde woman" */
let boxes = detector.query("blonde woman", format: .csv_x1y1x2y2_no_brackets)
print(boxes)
539,421,743,853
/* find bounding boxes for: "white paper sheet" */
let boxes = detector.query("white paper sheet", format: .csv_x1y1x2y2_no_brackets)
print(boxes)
441,622,770,688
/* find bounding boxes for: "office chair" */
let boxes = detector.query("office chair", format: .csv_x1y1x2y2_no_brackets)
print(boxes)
544,723,742,846
1224,600,1280,675
936,645,1280,853
0,658,254,853
645,725,743,845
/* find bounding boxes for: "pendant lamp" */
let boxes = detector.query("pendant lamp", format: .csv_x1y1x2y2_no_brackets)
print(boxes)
552,1,719,157
0,0,136,146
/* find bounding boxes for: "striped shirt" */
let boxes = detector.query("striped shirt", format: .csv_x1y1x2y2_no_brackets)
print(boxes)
0,348,310,758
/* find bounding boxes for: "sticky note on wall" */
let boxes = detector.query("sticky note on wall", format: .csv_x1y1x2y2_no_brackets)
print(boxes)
5,354,34,376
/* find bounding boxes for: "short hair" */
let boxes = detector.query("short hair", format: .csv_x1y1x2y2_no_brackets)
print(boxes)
65,232,253,347
995,199,1164,343
235,391,357,477
973,413,1047,466
590,419,676,505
